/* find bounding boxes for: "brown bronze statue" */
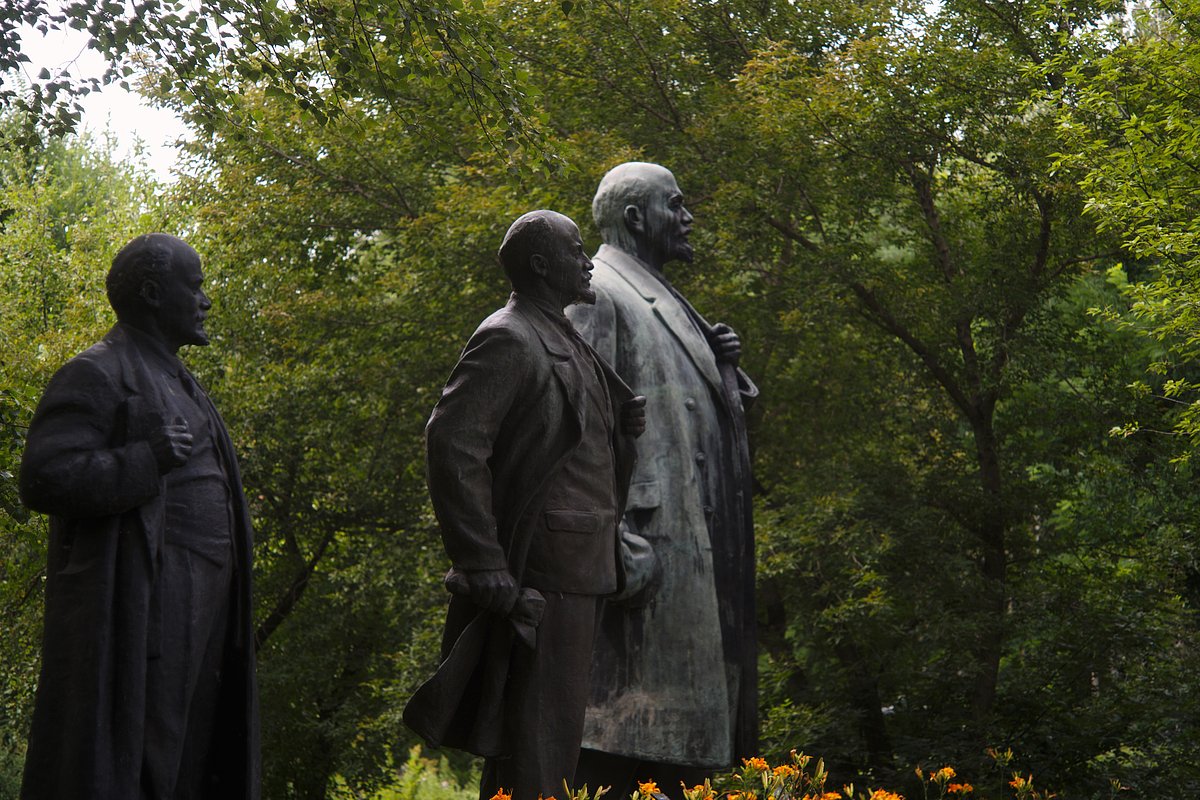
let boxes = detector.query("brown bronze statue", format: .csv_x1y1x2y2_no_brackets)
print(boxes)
19,234,260,800
567,163,758,796
404,210,645,800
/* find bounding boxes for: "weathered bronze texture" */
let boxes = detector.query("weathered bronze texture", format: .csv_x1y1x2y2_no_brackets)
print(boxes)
567,163,758,792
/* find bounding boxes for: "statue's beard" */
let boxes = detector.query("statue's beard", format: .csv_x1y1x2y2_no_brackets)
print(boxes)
671,236,694,263
571,286,597,305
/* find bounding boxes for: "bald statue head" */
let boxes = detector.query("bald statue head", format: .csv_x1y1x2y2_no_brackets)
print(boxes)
592,162,694,273
107,233,212,354
499,210,595,309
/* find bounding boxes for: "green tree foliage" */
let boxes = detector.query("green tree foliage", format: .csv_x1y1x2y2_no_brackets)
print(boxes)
5,1,1200,797
1062,1,1200,451
3,0,548,159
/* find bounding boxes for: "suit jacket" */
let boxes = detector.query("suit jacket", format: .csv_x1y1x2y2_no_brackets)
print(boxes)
567,244,758,766
18,322,260,800
404,293,637,757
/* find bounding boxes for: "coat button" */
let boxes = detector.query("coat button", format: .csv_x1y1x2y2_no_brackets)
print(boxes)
684,397,696,410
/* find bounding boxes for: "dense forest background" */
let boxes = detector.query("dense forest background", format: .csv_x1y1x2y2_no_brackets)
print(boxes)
4,0,1200,797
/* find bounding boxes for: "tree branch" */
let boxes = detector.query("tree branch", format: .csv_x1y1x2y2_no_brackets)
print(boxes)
763,213,822,253
255,523,338,650
849,280,974,419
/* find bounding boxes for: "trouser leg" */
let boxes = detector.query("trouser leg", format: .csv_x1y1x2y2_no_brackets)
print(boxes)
141,547,233,800
479,592,599,800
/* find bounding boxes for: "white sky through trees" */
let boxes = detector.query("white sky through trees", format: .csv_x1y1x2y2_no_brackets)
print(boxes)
14,17,187,182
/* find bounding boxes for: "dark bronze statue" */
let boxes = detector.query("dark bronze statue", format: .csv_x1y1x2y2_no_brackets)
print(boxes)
404,210,645,800
19,234,260,800
566,163,758,794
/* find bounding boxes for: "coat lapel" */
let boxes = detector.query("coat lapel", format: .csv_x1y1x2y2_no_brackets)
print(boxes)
594,244,723,391
513,296,587,433
104,325,169,582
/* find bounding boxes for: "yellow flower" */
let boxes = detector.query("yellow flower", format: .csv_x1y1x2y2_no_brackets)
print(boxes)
772,765,799,779
638,781,660,797
744,757,771,771
1010,776,1029,790
948,784,973,795
932,767,956,783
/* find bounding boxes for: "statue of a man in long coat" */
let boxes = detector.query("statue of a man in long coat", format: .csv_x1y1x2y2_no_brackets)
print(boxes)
567,162,758,795
19,234,260,800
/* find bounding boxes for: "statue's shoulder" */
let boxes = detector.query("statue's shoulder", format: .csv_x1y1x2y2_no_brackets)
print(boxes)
49,333,123,386
467,301,540,353
51,326,160,403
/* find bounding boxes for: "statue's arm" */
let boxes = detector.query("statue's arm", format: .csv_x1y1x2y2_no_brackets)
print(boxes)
425,323,528,573
19,358,163,519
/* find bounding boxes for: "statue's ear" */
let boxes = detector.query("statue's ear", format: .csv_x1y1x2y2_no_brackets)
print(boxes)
138,279,161,309
529,252,550,279
623,204,644,234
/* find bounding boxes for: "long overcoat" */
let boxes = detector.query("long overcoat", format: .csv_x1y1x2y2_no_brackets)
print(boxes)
18,323,260,800
404,294,637,756
567,245,758,768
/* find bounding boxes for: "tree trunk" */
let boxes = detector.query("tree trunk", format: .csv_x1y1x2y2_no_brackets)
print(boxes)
969,412,1007,732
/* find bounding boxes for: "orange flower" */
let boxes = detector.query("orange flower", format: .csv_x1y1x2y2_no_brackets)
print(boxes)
932,767,956,783
948,784,973,795
744,757,771,771
772,764,799,779
490,791,512,800
1010,776,1029,790
868,791,904,800
638,781,660,797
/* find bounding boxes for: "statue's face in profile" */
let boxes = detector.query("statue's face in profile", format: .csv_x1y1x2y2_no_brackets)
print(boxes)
154,245,212,349
543,216,596,306
641,170,694,267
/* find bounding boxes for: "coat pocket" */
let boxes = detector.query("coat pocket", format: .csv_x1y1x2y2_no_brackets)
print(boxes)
543,509,599,534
